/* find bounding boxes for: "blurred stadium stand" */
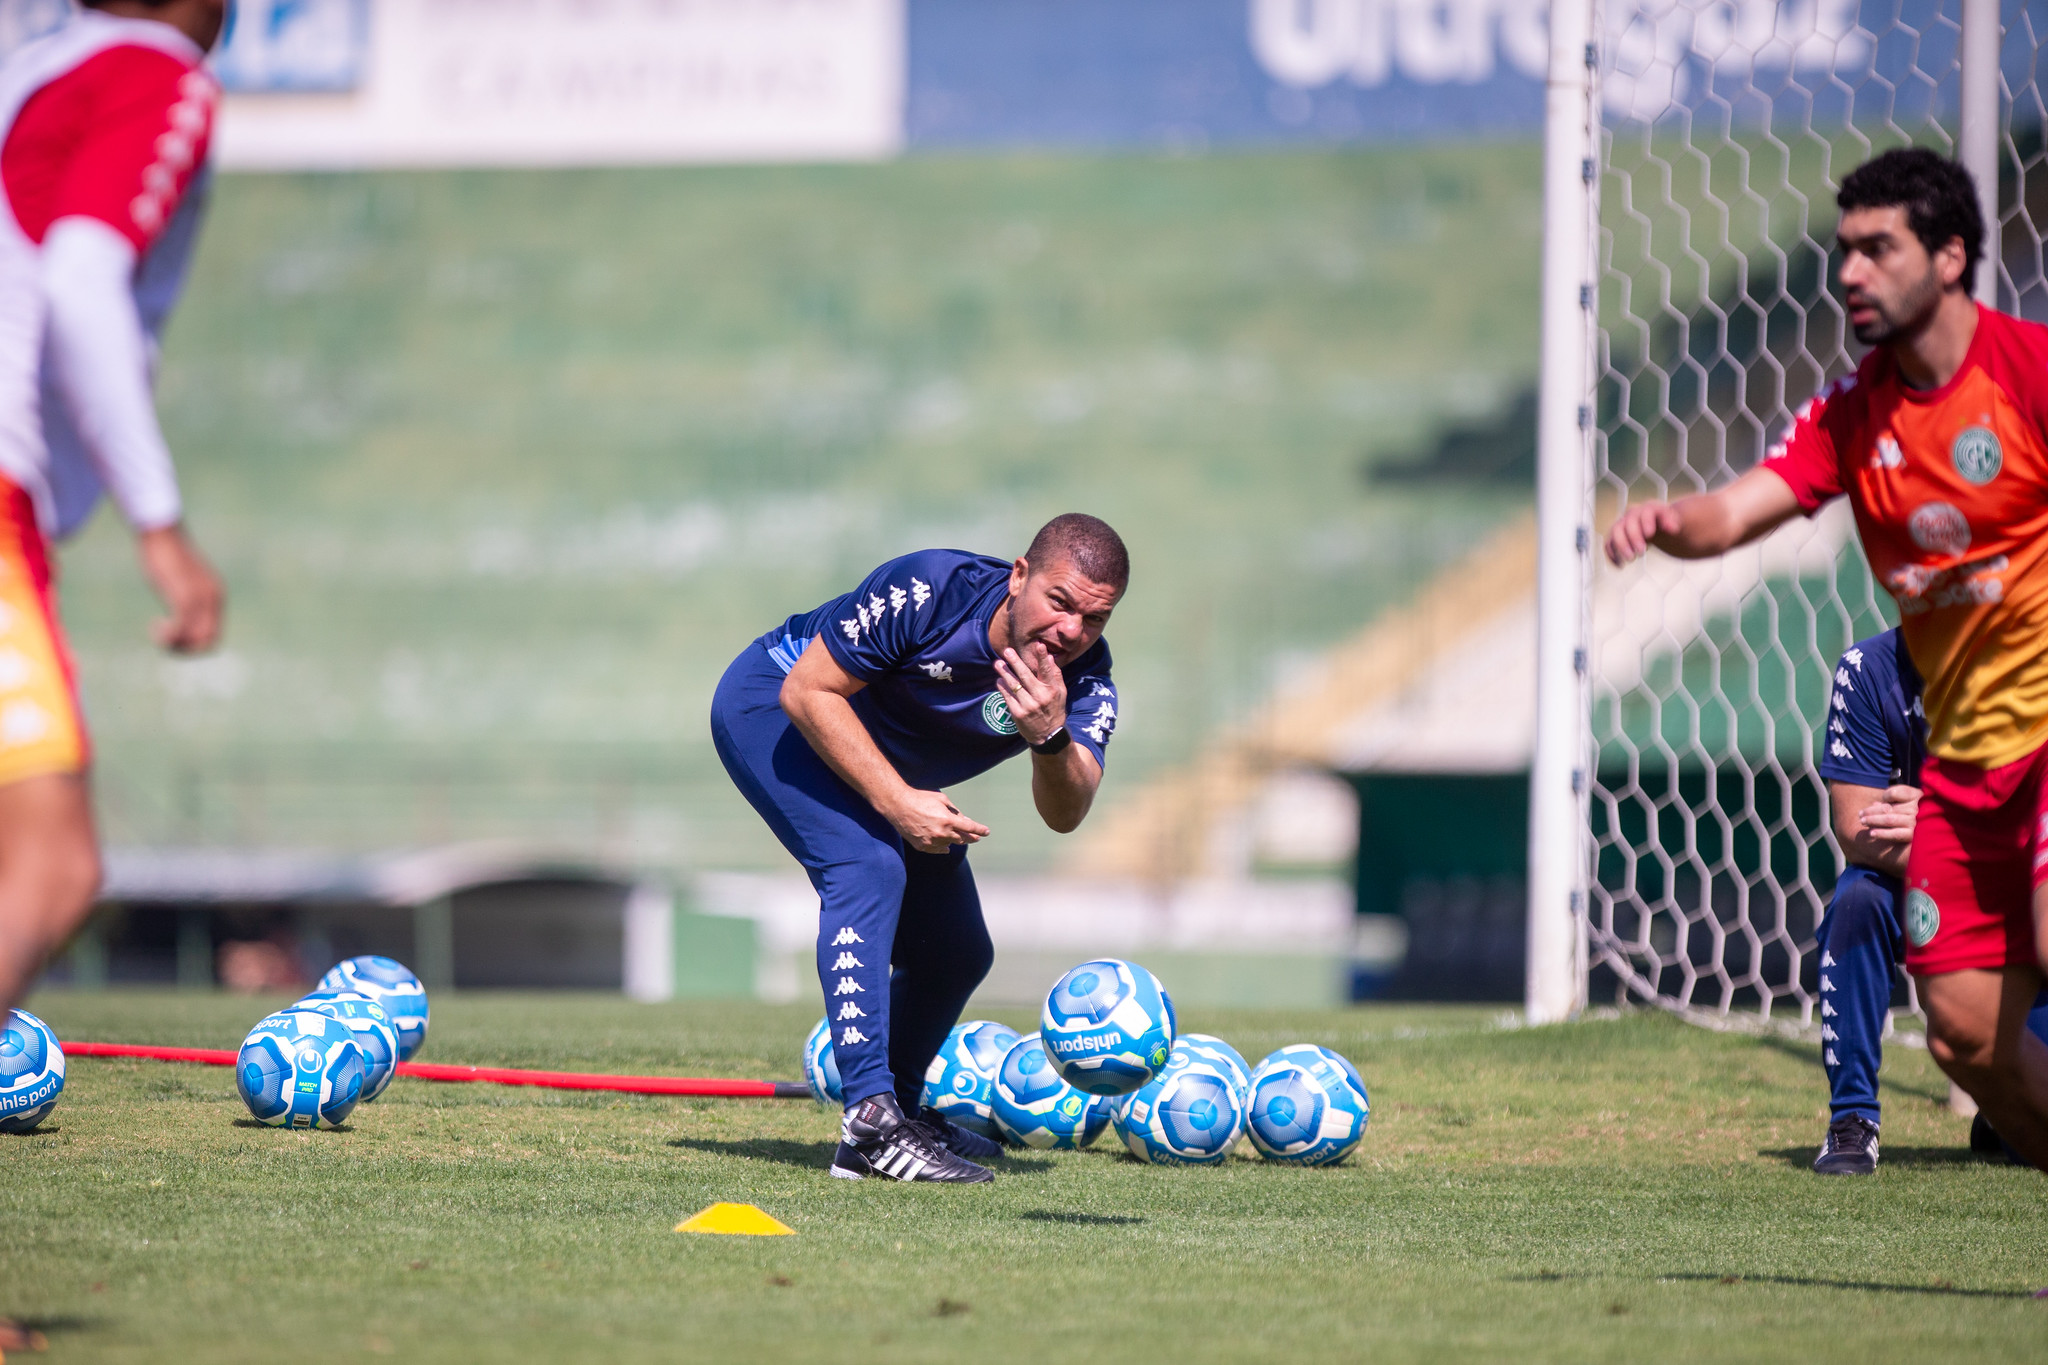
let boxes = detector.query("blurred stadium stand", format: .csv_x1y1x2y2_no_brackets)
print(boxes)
27,0,1863,998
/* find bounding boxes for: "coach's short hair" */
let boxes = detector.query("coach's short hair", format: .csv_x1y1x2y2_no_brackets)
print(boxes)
1838,148,1983,282
1026,513,1129,590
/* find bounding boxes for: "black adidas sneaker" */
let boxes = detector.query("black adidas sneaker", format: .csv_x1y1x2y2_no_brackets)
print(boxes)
830,1092,994,1183
1813,1113,1879,1175
919,1106,1005,1161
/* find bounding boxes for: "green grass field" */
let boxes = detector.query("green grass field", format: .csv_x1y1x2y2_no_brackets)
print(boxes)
5,992,2044,1362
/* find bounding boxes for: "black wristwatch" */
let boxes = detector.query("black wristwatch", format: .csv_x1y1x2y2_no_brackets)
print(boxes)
1028,726,1072,756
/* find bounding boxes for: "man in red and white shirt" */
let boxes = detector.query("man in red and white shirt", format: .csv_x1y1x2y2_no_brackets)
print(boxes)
0,0,228,1022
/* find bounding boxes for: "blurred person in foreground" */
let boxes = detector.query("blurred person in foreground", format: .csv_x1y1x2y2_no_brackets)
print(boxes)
1812,626,2048,1173
1606,148,2048,1172
0,0,227,1024
712,514,1125,1183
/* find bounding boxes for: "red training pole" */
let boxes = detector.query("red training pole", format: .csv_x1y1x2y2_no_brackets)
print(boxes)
59,1041,811,1099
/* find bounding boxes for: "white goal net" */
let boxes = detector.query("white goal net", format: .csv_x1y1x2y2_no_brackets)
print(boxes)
1582,0,2046,1019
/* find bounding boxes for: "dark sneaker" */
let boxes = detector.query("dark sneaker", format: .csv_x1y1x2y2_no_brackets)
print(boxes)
1813,1114,1880,1175
1970,1113,2006,1156
829,1092,994,1183
919,1106,1004,1160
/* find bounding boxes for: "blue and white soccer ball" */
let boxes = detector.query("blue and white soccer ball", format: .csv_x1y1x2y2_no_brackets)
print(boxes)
1040,958,1176,1096
317,956,429,1060
236,1008,369,1130
1113,1038,1248,1166
0,1008,64,1134
295,989,402,1101
802,1016,842,1105
990,1032,1112,1150
1178,1033,1251,1092
1245,1044,1370,1166
922,1019,1019,1139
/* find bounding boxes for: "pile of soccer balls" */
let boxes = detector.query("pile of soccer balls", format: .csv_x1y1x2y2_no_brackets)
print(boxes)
803,957,1371,1166
232,955,431,1130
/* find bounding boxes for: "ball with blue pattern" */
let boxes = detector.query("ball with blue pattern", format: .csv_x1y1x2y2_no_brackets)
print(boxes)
801,1016,842,1105
295,989,402,1101
989,1032,1111,1149
1039,958,1176,1096
1178,1032,1251,1091
1246,1044,1370,1166
0,1008,64,1134
1112,1038,1248,1166
317,956,429,1060
921,1019,1019,1138
236,1008,369,1130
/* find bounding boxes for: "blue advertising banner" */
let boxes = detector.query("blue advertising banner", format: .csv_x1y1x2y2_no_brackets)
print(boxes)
906,0,2025,150
211,0,368,93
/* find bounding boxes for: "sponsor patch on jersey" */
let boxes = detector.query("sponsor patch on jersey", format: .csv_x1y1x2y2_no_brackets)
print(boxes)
1905,888,1941,948
1952,426,2003,485
1906,502,1972,557
981,691,1017,736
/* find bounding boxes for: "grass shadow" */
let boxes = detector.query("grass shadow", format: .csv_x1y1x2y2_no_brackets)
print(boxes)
669,1136,838,1170
1018,1210,1145,1226
0,1126,59,1137
1752,1035,1950,1107
1657,1272,2030,1300
230,1119,352,1132
1755,1145,1987,1169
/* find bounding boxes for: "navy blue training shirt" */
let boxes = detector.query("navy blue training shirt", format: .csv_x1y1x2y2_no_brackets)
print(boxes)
1818,627,1926,790
756,548,1118,791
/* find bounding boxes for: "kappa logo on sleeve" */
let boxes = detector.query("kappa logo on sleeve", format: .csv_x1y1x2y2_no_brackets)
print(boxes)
919,661,954,682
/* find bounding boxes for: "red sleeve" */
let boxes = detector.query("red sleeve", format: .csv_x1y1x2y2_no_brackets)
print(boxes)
9,46,216,251
1759,375,1852,512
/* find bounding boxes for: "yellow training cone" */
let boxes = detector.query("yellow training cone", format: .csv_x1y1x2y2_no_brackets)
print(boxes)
675,1202,795,1236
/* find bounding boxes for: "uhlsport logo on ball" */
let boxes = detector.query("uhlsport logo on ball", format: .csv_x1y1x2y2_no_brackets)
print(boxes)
318,956,429,1060
922,1019,1019,1138
1246,1044,1369,1166
1039,958,1176,1096
802,1016,843,1105
236,1008,369,1131
0,1008,65,1134
989,1032,1112,1149
295,989,403,1101
1113,1037,1248,1166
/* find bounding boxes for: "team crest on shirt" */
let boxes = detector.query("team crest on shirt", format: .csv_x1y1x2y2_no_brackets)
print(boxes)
1905,888,1941,948
1951,426,2002,485
981,692,1018,736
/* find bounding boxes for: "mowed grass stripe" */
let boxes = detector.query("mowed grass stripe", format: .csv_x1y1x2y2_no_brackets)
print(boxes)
4,993,2041,1363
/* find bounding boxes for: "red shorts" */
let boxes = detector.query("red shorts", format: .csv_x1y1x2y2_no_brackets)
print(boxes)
1904,745,2048,976
0,475,88,785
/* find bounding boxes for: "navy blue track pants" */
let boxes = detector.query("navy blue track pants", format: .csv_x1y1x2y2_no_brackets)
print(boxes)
710,645,994,1110
1820,864,2048,1126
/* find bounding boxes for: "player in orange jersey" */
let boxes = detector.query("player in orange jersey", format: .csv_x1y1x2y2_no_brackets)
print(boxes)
0,0,228,1023
1606,148,2048,1170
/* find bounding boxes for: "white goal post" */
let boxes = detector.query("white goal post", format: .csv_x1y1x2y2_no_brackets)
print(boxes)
1530,0,2036,1023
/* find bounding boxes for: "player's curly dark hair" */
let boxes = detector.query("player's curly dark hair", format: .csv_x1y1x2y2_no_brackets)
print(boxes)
1837,148,1983,282
1027,513,1129,590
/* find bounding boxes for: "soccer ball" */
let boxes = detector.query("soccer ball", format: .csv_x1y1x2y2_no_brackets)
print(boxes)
236,1008,369,1130
295,989,402,1101
0,1008,64,1134
317,956,429,1060
921,1019,1020,1138
1113,1039,1248,1166
1039,958,1176,1096
1245,1044,1370,1166
802,1017,842,1105
1178,1032,1251,1091
989,1032,1112,1150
